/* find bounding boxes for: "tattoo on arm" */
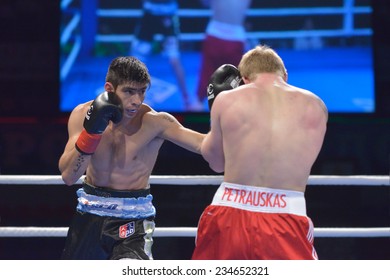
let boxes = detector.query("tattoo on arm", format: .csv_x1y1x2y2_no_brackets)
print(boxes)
162,114,175,123
73,154,85,173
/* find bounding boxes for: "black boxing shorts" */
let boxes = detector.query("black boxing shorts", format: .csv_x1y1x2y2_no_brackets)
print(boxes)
61,181,156,260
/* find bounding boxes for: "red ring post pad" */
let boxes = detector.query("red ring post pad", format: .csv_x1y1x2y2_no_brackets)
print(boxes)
75,129,102,155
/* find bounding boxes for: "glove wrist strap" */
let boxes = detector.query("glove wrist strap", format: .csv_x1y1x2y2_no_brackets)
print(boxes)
75,129,102,155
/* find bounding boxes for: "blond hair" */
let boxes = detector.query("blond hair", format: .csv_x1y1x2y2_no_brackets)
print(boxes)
238,45,287,81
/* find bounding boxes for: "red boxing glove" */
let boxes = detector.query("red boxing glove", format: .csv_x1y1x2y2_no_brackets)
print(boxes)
75,129,102,155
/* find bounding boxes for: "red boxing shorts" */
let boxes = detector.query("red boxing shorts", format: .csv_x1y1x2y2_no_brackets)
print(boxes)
192,182,318,260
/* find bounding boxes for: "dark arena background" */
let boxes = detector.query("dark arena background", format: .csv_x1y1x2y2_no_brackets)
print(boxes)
0,0,389,260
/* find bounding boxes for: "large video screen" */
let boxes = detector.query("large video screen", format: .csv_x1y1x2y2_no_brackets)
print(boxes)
60,0,374,113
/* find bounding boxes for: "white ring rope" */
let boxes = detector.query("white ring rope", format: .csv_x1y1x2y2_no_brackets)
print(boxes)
0,227,389,238
0,175,388,238
0,175,389,186
60,3,81,81
52,1,384,242
60,13,80,46
60,35,81,81
96,7,372,18
96,27,373,43
94,5,372,42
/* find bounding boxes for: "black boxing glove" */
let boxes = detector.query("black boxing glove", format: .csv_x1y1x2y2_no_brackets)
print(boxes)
75,91,123,155
207,64,244,110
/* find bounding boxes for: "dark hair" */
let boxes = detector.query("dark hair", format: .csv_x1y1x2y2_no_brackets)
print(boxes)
105,56,151,89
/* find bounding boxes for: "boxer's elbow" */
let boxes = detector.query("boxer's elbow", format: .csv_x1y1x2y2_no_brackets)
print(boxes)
59,166,81,186
61,172,79,186
201,141,225,172
209,162,224,173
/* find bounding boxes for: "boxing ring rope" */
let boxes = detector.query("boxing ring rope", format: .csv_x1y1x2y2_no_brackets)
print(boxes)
94,2,372,42
0,226,389,238
55,0,385,242
0,175,389,186
97,6,371,18
60,0,372,79
0,175,389,238
60,0,81,81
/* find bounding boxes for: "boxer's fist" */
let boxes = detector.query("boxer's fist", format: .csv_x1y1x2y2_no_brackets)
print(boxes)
207,64,243,110
84,91,123,134
75,92,123,155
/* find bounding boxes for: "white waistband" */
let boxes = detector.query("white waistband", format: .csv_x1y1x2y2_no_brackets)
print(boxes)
76,188,156,219
206,20,246,41
211,182,307,216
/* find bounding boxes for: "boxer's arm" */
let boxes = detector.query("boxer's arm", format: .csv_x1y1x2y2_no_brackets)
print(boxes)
59,104,92,186
157,112,205,154
201,97,225,173
201,64,242,172
59,92,123,185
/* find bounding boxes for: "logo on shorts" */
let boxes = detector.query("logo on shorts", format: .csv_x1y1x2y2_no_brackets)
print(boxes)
119,221,135,238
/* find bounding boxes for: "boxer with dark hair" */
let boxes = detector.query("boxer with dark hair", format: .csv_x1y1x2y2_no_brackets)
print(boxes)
192,45,328,260
59,56,205,259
